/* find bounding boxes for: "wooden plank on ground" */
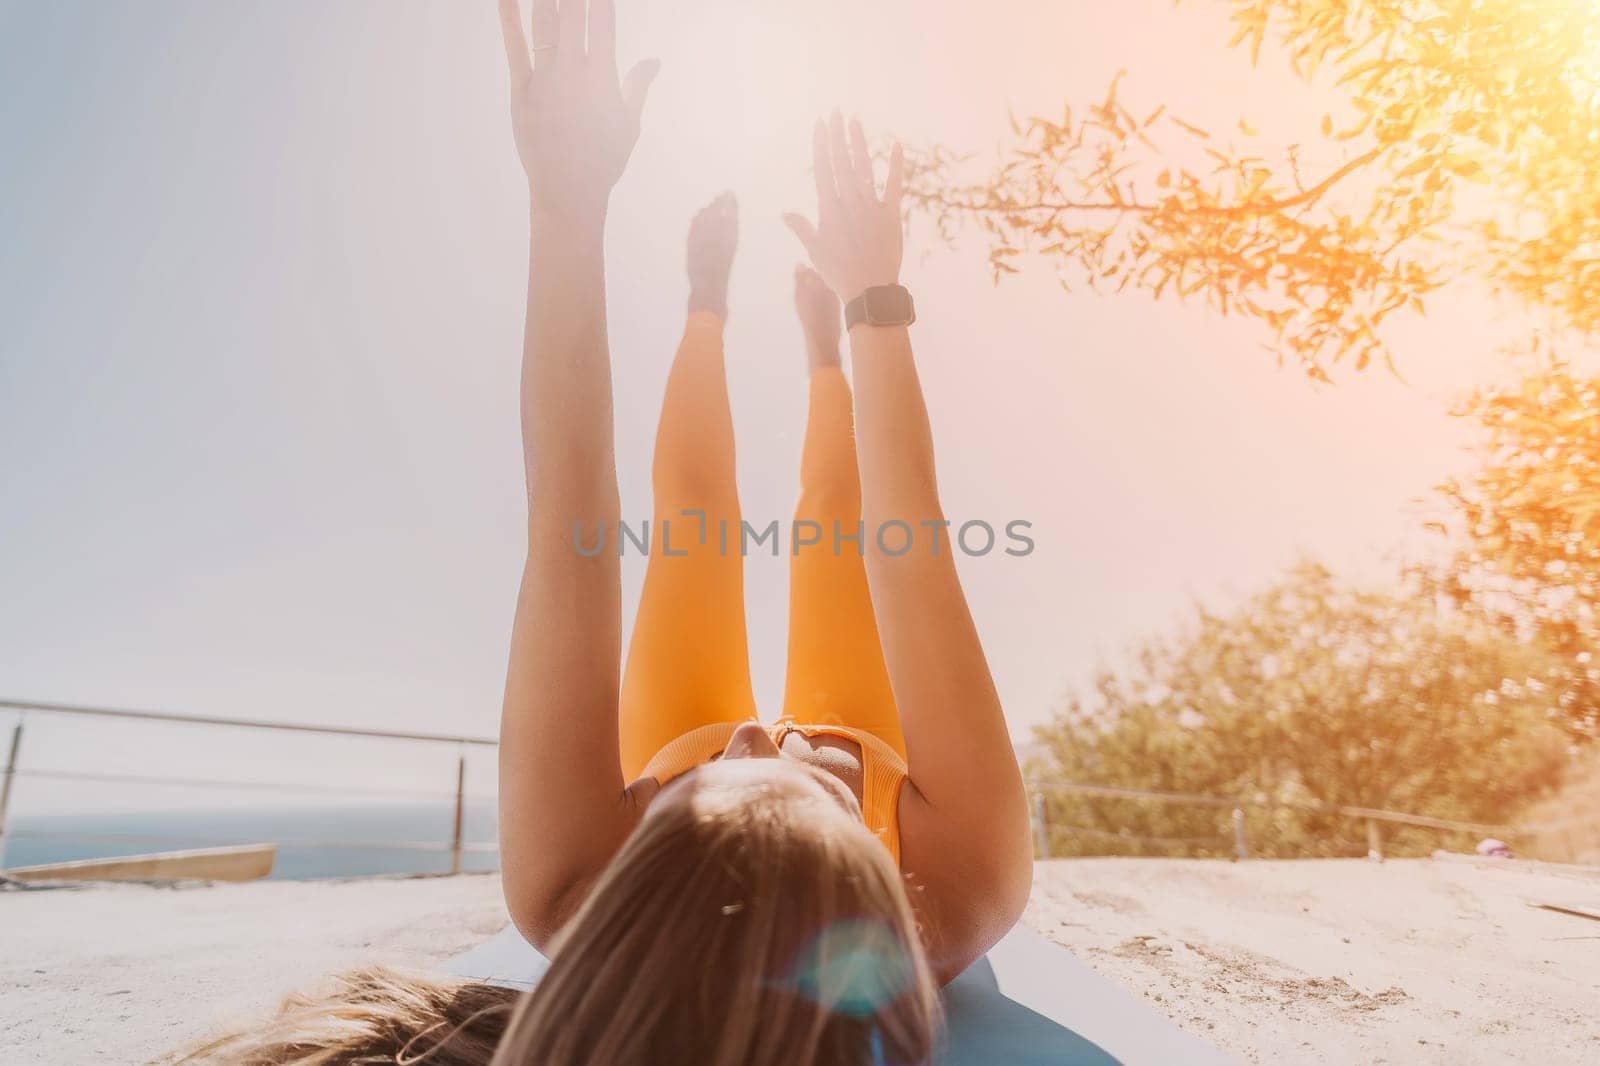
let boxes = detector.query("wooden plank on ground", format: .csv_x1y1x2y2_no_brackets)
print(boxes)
4,844,276,883
1532,901,1600,923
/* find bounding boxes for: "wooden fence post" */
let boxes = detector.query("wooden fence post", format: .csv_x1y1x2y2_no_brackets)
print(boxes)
1366,818,1384,861
0,721,23,870
450,755,466,876
1231,808,1249,861
1032,791,1050,859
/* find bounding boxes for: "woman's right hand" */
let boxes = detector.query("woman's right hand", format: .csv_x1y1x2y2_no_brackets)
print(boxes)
784,113,906,307
497,0,659,223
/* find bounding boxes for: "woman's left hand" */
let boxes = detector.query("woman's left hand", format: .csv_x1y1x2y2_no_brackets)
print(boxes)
784,113,906,307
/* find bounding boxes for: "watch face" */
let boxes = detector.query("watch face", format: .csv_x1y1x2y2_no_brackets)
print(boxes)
863,286,915,325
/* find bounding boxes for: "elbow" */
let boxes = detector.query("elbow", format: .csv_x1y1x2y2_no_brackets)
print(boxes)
506,900,561,955
997,841,1034,932
981,797,1038,951
990,809,1037,937
927,830,1035,984
501,866,593,953
928,873,1032,986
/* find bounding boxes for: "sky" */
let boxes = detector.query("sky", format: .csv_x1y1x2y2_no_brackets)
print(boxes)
0,0,1540,815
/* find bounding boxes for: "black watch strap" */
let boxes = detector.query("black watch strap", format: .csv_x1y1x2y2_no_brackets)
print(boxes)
845,285,917,330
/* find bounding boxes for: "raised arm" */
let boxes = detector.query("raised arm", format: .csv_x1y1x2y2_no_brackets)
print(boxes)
495,0,659,945
785,114,1032,974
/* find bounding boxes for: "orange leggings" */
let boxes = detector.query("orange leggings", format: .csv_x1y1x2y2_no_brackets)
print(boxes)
618,311,905,781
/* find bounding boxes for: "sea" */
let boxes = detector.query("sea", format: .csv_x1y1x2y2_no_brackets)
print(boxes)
2,803,502,880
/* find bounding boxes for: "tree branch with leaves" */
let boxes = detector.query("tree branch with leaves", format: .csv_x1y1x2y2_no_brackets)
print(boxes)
906,0,1600,380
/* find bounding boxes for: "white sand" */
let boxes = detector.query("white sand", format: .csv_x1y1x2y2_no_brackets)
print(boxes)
3,859,1597,1064
1027,858,1600,1065
1,873,509,1064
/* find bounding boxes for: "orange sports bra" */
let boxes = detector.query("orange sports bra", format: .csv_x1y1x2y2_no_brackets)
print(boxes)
639,720,909,865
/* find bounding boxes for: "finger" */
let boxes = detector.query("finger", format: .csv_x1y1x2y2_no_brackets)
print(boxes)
558,0,586,54
530,0,558,62
589,0,615,69
621,58,661,123
849,117,879,202
883,141,906,208
829,111,862,216
783,213,821,259
498,0,534,83
812,121,839,225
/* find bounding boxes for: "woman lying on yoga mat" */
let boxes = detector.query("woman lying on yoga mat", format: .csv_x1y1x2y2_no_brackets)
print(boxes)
177,1,1029,1061
494,0,1029,962
494,0,1030,1044
172,269,942,1065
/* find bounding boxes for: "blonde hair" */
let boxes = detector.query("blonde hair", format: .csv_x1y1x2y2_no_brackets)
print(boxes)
173,967,515,1065
494,761,940,1065
174,762,938,1066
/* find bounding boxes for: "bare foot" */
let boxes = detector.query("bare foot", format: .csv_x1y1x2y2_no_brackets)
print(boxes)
687,191,738,318
794,265,842,374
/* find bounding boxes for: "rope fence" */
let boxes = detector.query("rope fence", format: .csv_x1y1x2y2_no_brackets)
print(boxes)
1027,778,1584,861
15,767,495,805
4,829,500,854
0,698,496,876
4,696,1593,873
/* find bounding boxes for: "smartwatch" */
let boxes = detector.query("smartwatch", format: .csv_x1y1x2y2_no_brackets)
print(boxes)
845,285,917,330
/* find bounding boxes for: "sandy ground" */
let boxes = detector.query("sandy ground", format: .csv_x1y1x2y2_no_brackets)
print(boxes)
3,859,1597,1064
0,873,509,1064
1028,858,1600,1065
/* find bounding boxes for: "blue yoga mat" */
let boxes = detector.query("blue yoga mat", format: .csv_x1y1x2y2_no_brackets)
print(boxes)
444,925,1238,1065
